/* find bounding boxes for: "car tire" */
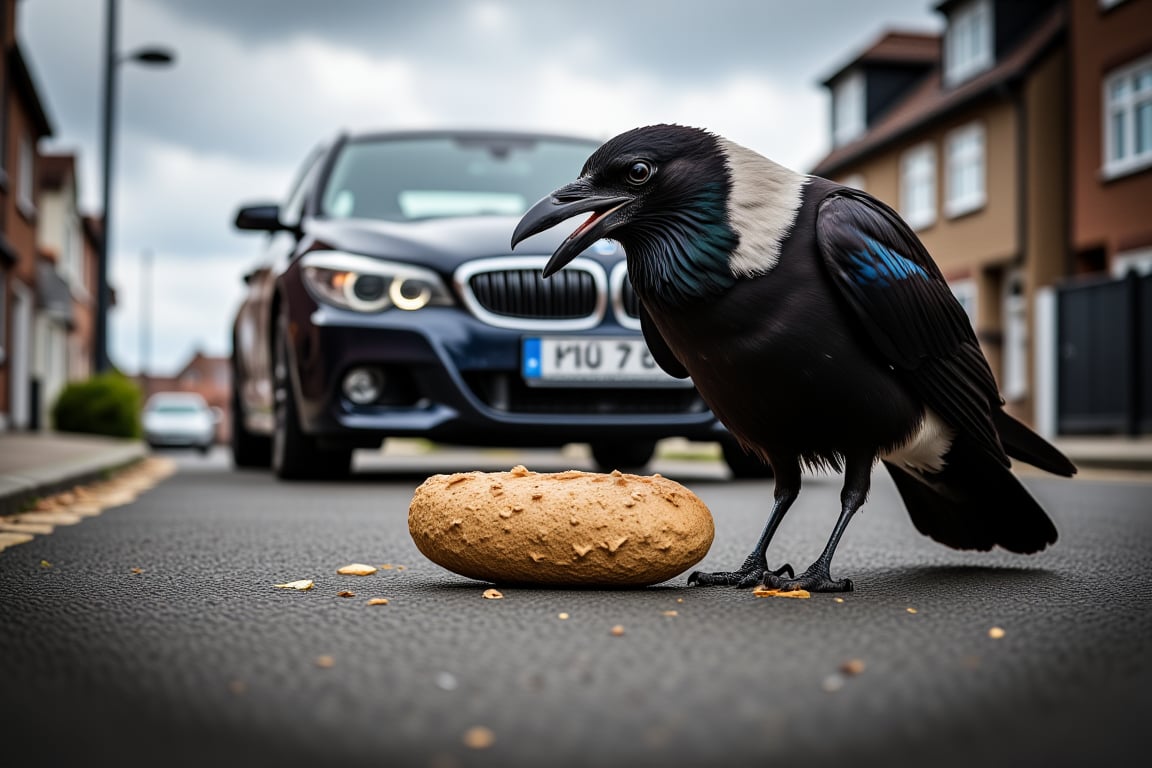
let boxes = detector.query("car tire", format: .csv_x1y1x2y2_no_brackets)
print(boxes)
230,367,272,469
721,437,774,479
591,440,657,473
271,314,352,481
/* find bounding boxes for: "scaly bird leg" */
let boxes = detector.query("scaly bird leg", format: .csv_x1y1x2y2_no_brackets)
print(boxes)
779,455,873,593
688,459,799,589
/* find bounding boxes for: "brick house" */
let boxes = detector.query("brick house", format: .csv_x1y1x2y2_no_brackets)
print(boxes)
36,153,90,428
1069,0,1152,276
0,0,54,431
811,0,1069,427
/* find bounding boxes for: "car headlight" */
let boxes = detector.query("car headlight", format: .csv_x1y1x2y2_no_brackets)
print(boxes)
300,251,454,312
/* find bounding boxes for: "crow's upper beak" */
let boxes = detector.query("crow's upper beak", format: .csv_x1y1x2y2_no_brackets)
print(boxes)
511,180,632,278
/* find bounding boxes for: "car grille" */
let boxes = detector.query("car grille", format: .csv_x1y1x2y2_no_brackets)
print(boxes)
463,373,708,415
457,256,631,330
468,268,597,319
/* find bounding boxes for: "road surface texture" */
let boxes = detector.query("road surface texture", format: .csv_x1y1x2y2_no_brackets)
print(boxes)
1,447,1150,767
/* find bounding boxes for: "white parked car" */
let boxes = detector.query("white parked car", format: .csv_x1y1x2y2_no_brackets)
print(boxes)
142,392,219,454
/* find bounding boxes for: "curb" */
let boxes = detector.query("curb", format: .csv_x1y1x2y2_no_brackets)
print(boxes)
0,440,148,516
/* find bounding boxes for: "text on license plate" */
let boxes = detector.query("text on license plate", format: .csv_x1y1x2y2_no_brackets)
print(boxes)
522,337,689,385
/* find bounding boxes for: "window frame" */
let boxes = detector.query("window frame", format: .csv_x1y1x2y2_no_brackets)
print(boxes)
944,0,994,86
944,121,986,218
1102,53,1152,179
17,135,36,219
832,70,866,147
900,141,937,232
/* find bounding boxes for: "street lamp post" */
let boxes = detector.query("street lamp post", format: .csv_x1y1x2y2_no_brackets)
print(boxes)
94,0,174,373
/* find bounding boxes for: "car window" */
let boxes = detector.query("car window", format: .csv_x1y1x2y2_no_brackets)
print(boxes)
281,145,328,227
319,136,599,222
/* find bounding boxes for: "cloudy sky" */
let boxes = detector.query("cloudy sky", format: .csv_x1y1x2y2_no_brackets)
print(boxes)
20,0,941,375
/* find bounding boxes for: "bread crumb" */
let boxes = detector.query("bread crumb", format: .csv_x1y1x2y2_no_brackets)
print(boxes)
337,563,378,576
315,655,335,668
610,625,626,636
988,626,1006,639
463,726,495,749
337,590,356,598
753,587,811,599
482,588,504,599
366,598,389,606
557,612,570,620
906,607,918,614
662,610,678,617
840,659,865,676
274,579,314,591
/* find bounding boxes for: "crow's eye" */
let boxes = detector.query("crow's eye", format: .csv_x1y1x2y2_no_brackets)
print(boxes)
626,161,654,185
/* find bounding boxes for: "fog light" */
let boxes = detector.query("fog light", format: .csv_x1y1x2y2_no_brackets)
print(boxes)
343,367,384,405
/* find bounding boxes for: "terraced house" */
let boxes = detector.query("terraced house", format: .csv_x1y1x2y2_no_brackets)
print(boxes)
812,0,1152,436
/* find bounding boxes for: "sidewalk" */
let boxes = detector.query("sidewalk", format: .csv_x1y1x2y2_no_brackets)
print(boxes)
0,432,148,516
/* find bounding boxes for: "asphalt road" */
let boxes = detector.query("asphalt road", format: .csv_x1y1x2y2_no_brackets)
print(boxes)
1,445,1150,767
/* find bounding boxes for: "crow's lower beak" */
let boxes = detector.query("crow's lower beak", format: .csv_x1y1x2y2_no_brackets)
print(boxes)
511,182,632,278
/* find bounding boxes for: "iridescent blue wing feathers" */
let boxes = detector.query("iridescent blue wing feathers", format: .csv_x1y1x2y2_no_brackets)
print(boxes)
815,189,1008,467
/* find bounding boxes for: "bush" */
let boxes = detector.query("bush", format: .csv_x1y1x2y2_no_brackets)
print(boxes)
51,373,143,439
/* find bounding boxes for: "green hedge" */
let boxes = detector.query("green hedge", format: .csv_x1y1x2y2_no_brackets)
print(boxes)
51,373,143,439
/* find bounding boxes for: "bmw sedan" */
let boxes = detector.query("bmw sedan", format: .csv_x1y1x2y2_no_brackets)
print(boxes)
230,129,767,480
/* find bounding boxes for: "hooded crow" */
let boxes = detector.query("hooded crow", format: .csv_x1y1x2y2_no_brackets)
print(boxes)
511,124,1075,592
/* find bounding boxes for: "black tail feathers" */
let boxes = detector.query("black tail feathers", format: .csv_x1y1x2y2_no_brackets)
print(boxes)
884,437,1059,554
993,410,1077,477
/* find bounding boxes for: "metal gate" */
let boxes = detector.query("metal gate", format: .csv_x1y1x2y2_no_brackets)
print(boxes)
1056,271,1150,435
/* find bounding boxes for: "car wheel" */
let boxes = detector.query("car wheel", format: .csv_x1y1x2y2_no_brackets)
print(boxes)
230,366,272,469
272,315,352,480
591,440,657,473
721,438,774,479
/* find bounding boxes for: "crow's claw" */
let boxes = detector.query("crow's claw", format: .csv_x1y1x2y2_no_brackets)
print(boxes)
778,565,854,593
687,556,794,589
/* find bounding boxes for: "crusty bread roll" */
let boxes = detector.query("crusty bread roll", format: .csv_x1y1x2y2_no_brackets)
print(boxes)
408,465,714,587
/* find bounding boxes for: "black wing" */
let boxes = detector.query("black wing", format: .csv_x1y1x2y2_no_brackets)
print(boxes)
639,302,690,379
815,188,1007,466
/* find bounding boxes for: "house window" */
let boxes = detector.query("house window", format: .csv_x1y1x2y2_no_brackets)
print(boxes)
832,71,865,146
838,173,866,191
1002,272,1027,402
944,0,993,86
949,278,978,328
0,269,7,365
17,136,35,216
900,142,937,231
1103,54,1152,178
945,122,986,217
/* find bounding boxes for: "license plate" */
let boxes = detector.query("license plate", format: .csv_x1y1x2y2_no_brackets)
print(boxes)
522,337,691,386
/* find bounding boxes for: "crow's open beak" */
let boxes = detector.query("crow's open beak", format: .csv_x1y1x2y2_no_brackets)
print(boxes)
511,181,632,278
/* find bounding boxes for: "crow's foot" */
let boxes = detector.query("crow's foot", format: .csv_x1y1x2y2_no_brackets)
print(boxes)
687,555,794,588
778,564,854,593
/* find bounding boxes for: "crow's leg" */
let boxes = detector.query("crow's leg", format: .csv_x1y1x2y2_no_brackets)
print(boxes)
688,459,800,588
780,455,873,593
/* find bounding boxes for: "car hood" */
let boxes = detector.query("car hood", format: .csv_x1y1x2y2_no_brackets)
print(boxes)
304,215,623,273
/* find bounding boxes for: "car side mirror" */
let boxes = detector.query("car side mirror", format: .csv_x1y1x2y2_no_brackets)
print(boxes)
234,203,283,232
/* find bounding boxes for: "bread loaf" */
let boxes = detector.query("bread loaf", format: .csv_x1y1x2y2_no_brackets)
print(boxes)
408,465,714,587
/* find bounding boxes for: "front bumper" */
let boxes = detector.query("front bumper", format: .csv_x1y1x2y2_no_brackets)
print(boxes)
286,301,725,449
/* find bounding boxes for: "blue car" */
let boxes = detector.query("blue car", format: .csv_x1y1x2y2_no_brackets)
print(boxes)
229,129,765,480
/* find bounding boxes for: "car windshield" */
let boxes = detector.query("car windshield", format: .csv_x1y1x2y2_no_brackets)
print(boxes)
319,135,600,222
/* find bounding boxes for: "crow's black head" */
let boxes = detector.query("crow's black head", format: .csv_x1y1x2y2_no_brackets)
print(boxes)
512,124,741,306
